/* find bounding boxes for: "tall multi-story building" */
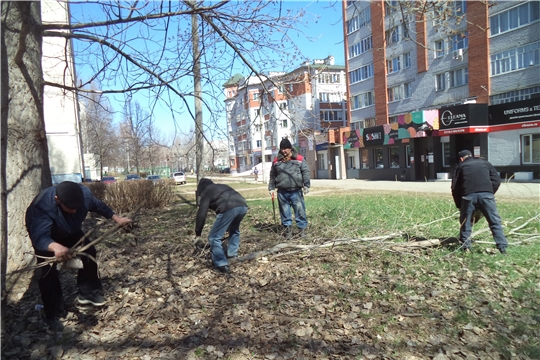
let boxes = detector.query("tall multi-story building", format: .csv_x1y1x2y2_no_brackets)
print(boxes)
223,57,347,175
335,0,539,181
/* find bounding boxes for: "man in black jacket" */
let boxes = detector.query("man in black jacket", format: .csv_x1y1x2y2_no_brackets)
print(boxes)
194,178,248,274
451,150,508,254
26,181,131,331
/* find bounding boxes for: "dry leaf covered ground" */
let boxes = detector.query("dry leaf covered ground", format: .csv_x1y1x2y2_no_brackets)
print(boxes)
2,182,539,360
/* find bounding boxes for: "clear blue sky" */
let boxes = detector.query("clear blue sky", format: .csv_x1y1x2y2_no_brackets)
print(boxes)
71,1,346,141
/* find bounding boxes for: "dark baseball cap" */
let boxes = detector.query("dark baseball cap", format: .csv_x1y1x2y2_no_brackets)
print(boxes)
458,150,472,158
56,181,84,209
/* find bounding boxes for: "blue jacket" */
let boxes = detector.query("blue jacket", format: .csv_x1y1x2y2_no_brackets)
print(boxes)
25,184,115,251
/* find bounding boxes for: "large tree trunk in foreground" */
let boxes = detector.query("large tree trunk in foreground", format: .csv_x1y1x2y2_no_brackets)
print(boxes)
1,1,51,305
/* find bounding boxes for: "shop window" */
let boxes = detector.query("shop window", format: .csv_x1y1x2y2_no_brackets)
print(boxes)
522,133,540,164
318,153,327,170
389,147,400,168
348,156,355,169
361,149,369,169
442,142,451,167
374,148,384,168
406,145,411,168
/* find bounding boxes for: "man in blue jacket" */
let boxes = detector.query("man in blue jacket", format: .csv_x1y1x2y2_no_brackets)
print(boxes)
268,138,311,239
451,150,508,254
26,181,131,330
194,178,248,275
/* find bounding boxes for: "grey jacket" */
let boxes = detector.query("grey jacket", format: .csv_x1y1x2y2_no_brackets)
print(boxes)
268,148,310,192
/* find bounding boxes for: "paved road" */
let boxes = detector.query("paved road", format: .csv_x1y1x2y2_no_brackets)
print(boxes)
310,178,540,200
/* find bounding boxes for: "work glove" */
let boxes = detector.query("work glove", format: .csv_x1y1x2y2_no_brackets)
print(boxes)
269,189,275,196
303,187,310,195
193,236,205,248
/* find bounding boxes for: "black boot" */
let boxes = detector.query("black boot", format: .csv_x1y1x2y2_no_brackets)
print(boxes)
282,226,292,240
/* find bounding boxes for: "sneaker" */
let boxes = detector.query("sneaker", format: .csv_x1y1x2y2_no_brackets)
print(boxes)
213,265,230,275
77,291,106,306
45,318,64,332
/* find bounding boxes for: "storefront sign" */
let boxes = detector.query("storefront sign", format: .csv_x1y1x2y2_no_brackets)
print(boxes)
438,104,488,136
488,98,540,131
363,126,384,146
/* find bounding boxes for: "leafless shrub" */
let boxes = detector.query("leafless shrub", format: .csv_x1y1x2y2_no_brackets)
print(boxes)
85,180,174,214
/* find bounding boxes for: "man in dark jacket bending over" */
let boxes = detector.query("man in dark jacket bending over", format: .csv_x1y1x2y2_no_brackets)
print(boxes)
194,178,248,274
26,181,131,331
451,150,508,254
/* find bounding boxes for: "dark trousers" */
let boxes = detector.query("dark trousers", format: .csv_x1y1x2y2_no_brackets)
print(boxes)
36,230,103,319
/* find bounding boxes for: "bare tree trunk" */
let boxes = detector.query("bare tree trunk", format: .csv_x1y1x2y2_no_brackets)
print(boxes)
1,1,51,304
191,2,203,185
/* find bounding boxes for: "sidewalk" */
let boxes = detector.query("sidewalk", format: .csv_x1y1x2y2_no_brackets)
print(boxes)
311,178,540,200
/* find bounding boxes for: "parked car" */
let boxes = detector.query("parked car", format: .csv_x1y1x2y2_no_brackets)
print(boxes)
171,171,186,185
146,175,163,183
124,174,142,181
101,176,117,185
219,167,230,174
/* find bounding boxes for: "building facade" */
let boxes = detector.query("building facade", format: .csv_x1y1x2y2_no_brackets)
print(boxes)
223,57,347,178
335,0,539,181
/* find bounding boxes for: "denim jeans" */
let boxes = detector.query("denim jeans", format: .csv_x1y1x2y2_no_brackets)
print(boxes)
208,206,248,267
277,189,307,229
459,192,508,250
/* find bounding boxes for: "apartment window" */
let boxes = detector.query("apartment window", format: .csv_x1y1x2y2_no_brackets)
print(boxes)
255,124,262,131
436,73,446,91
403,52,411,68
491,41,540,76
348,36,373,59
386,26,400,45
351,91,374,110
491,86,540,104
522,134,540,164
442,142,451,167
255,108,261,116
435,40,445,58
361,149,369,169
404,82,413,98
278,85,285,94
347,7,371,34
490,1,540,36
389,115,398,124
450,1,467,16
450,33,468,52
320,110,341,121
319,92,341,102
450,67,468,87
349,63,374,84
386,56,401,74
256,140,262,148
389,147,400,168
385,0,398,15
253,92,260,101
279,102,287,110
332,74,341,83
374,148,384,168
280,119,288,128
388,85,403,102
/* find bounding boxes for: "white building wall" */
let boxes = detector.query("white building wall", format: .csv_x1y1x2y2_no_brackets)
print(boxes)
41,1,84,182
489,128,540,166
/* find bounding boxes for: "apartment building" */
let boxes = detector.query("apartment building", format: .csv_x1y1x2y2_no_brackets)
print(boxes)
338,0,539,181
223,57,347,175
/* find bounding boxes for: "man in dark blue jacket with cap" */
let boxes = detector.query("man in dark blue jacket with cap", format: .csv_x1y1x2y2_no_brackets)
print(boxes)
451,150,508,254
26,181,131,330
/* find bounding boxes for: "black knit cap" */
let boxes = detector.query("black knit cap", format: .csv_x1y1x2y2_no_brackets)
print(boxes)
56,181,84,209
279,138,292,150
458,150,472,158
